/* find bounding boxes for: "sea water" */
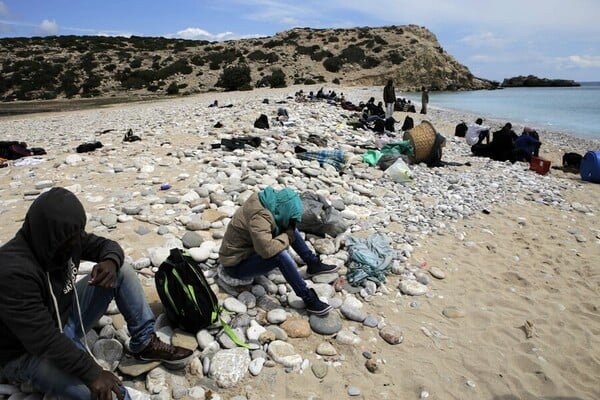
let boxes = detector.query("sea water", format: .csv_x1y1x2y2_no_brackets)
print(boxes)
403,82,600,139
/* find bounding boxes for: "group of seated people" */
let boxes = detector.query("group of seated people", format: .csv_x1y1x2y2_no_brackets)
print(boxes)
467,118,541,163
294,88,345,103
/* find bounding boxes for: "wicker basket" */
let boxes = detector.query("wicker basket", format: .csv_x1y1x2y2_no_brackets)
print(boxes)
403,120,437,163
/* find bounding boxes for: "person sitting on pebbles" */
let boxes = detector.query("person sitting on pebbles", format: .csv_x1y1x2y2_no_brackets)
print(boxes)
0,187,193,400
218,186,338,316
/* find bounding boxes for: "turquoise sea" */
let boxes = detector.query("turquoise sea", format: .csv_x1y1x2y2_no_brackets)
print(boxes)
404,82,600,140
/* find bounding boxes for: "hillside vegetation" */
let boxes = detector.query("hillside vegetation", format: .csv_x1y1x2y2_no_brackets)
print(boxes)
0,25,497,102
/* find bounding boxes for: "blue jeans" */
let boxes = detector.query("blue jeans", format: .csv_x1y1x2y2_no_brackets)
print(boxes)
225,229,319,299
1,263,154,399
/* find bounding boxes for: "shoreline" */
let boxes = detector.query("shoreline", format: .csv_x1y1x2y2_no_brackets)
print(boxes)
0,85,598,399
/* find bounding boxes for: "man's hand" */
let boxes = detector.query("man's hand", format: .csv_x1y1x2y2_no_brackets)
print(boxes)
285,227,296,244
89,260,118,288
89,370,124,400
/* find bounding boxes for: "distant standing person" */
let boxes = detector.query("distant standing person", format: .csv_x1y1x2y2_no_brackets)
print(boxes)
383,79,396,119
420,86,429,114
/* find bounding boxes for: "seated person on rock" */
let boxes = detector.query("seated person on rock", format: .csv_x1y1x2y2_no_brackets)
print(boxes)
465,118,490,146
218,187,338,316
513,129,541,162
0,187,192,400
472,122,517,162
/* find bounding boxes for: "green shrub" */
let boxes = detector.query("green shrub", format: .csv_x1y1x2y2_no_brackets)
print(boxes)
166,82,179,95
387,51,405,65
60,70,79,98
304,78,316,85
332,78,340,84
217,64,252,91
248,50,279,63
263,39,284,48
130,58,142,68
340,45,365,63
268,68,286,88
361,56,380,69
323,57,343,72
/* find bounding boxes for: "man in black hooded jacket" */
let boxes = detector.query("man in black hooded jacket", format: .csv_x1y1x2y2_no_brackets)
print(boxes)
0,187,192,399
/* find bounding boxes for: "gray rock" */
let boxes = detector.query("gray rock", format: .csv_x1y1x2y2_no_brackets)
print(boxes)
208,347,251,388
311,360,328,379
399,280,428,296
379,326,404,345
92,339,123,371
340,304,367,322
309,312,343,335
182,231,204,248
267,340,303,368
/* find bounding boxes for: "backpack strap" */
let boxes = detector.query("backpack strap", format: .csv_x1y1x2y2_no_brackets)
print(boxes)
215,306,249,349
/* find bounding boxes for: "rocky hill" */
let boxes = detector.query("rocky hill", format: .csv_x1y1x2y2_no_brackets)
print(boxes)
501,75,580,87
0,25,497,102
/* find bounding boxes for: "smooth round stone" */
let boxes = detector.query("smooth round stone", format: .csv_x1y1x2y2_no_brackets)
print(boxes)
309,312,343,335
223,297,247,314
249,357,265,376
348,386,361,396
266,309,288,324
429,267,446,279
281,317,311,338
135,226,151,236
311,360,328,379
100,213,118,228
34,180,54,190
442,306,466,319
316,341,337,356
363,315,379,328
122,205,141,215
182,231,204,248
379,326,403,345
415,272,430,285
335,329,361,345
165,196,180,204
399,280,428,296
340,304,367,322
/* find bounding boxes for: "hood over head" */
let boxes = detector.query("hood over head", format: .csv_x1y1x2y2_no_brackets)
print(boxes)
21,187,86,271
258,187,303,236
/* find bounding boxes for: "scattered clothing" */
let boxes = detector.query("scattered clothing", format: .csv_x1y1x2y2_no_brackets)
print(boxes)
296,149,346,171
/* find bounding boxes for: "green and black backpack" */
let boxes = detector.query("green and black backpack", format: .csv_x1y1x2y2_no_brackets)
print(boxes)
155,248,247,347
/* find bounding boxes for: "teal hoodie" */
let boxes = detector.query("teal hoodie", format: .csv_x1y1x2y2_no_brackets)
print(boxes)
258,187,303,236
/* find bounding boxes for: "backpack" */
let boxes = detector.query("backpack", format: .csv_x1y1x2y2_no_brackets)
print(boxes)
455,122,468,137
254,114,269,129
155,248,248,347
384,117,396,132
400,116,414,131
374,118,385,133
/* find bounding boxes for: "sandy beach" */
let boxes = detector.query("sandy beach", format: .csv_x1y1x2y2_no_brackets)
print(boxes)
0,86,598,400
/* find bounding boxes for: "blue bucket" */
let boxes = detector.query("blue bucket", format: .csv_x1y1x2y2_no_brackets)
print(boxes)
580,151,600,183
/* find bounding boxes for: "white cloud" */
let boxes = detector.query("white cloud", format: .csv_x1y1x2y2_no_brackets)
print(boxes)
0,2,8,16
174,27,261,41
37,19,58,35
568,55,600,68
460,32,511,50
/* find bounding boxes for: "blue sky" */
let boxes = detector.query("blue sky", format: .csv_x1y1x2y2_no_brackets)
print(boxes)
1,0,599,82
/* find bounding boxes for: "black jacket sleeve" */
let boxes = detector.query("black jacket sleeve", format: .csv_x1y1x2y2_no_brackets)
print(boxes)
0,270,103,386
80,232,124,268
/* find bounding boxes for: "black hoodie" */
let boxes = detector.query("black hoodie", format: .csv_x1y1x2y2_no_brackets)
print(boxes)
0,187,124,386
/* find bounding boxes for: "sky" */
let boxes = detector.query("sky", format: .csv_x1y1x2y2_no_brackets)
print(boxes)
1,0,599,82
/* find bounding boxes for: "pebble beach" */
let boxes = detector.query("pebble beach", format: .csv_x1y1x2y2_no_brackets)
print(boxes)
0,85,599,400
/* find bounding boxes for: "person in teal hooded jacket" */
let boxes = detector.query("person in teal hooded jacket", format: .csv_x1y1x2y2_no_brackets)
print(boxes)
219,187,338,315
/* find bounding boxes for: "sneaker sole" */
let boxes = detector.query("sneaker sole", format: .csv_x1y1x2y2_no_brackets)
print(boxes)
136,354,192,369
306,264,340,278
307,304,333,316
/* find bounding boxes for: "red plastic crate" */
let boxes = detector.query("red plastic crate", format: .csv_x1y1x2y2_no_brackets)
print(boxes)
530,156,551,175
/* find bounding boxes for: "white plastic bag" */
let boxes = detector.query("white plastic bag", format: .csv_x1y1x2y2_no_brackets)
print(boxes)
384,157,413,183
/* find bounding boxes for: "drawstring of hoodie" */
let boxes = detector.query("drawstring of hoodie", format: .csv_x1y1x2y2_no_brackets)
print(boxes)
46,268,100,364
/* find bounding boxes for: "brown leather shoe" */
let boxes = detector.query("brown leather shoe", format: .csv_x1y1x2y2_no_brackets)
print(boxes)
134,333,193,368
